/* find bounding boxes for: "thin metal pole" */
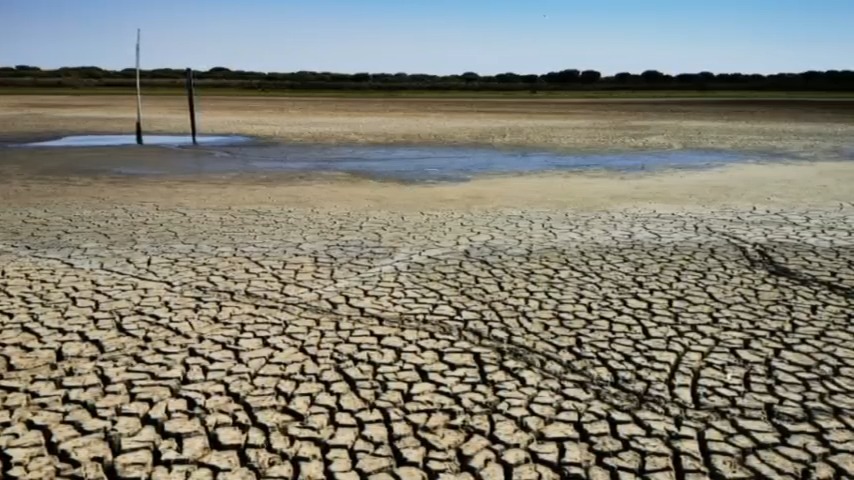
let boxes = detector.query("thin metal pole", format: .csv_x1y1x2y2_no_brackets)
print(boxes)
135,28,143,145
185,68,198,145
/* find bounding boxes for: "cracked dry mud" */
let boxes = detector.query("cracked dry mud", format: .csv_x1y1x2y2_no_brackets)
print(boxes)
0,205,852,480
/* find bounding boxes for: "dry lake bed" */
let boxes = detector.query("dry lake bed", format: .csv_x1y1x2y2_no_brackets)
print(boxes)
0,96,853,479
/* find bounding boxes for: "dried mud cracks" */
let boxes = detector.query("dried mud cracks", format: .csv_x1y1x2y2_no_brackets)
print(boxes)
1,206,852,479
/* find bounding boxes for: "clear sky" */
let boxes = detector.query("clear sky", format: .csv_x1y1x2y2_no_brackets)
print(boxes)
1,0,852,75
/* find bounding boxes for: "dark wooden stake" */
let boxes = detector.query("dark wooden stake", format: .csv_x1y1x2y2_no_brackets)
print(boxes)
135,28,143,145
185,68,198,145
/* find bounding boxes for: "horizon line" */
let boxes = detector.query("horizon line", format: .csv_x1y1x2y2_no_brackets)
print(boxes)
4,65,853,77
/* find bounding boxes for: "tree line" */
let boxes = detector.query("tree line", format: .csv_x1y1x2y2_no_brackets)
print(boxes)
2,65,854,92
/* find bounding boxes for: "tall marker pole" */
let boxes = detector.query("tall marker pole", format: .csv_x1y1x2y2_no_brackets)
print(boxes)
185,68,198,145
135,28,143,145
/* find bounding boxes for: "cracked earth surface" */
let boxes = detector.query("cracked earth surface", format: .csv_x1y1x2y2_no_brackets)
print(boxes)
1,205,853,479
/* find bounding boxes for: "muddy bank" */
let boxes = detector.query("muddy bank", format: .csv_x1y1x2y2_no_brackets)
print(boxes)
1,160,852,211
1,95,853,210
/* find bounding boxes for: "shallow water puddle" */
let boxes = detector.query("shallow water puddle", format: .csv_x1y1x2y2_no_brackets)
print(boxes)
23,134,251,147
11,135,774,182
217,145,757,182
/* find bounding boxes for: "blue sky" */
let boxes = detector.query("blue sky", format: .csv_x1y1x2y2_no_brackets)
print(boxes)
1,0,852,75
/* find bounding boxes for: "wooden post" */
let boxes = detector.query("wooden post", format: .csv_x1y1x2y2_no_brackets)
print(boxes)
135,28,143,145
185,68,198,145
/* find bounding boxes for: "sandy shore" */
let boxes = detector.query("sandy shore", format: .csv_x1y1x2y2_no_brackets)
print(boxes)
2,95,854,155
1,96,853,479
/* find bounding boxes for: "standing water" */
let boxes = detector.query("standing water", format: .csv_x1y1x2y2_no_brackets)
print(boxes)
10,135,784,182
